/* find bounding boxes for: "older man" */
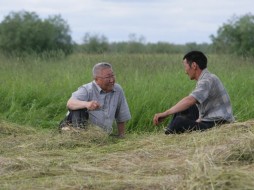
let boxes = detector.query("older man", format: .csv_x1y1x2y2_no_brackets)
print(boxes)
61,62,131,138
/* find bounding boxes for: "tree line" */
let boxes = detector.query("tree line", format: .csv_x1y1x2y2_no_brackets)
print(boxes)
0,11,253,56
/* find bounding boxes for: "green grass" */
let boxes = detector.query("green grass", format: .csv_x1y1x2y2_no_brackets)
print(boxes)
0,120,254,189
0,52,254,189
0,53,253,132
0,54,254,190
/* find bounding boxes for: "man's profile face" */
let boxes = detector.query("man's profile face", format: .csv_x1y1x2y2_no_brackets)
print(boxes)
96,68,115,92
183,59,195,80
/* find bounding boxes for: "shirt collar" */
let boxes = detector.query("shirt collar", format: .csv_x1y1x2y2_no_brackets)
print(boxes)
92,81,116,93
198,68,209,81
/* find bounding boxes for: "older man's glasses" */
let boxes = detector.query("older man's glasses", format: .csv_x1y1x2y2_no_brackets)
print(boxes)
97,75,115,80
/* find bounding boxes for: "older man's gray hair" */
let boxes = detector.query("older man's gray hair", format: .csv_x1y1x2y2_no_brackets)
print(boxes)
92,62,112,78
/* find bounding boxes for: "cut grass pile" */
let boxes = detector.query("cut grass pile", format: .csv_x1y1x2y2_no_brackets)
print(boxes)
1,120,254,189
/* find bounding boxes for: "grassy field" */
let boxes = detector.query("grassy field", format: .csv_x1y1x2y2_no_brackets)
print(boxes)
0,53,254,132
0,53,254,189
0,120,254,189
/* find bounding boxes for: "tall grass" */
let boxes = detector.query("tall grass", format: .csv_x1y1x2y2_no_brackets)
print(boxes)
0,53,253,132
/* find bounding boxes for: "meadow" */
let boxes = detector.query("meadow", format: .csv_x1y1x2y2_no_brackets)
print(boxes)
0,53,254,131
0,53,254,189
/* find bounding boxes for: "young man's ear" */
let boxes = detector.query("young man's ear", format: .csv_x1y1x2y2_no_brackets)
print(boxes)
191,62,198,70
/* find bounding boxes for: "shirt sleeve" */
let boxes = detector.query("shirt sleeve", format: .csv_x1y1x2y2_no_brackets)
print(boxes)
71,85,89,101
115,88,131,123
190,78,212,104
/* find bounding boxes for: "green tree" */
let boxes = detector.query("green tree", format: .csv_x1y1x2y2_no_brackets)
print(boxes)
126,33,146,53
82,33,109,53
210,13,254,56
0,11,73,55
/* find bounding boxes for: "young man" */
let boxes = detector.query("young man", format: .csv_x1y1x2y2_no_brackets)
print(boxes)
61,62,131,138
153,51,234,134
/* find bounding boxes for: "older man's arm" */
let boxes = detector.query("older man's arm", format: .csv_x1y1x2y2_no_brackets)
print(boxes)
67,98,100,110
117,122,125,138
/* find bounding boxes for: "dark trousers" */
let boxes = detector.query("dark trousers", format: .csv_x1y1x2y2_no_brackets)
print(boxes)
165,105,221,134
59,109,89,129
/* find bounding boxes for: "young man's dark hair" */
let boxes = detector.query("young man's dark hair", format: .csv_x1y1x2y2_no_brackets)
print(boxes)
183,51,207,70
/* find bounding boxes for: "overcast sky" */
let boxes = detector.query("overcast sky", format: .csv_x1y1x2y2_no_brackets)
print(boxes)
1,0,254,44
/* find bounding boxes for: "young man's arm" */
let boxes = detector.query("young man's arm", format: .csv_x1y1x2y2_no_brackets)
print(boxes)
153,95,197,125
